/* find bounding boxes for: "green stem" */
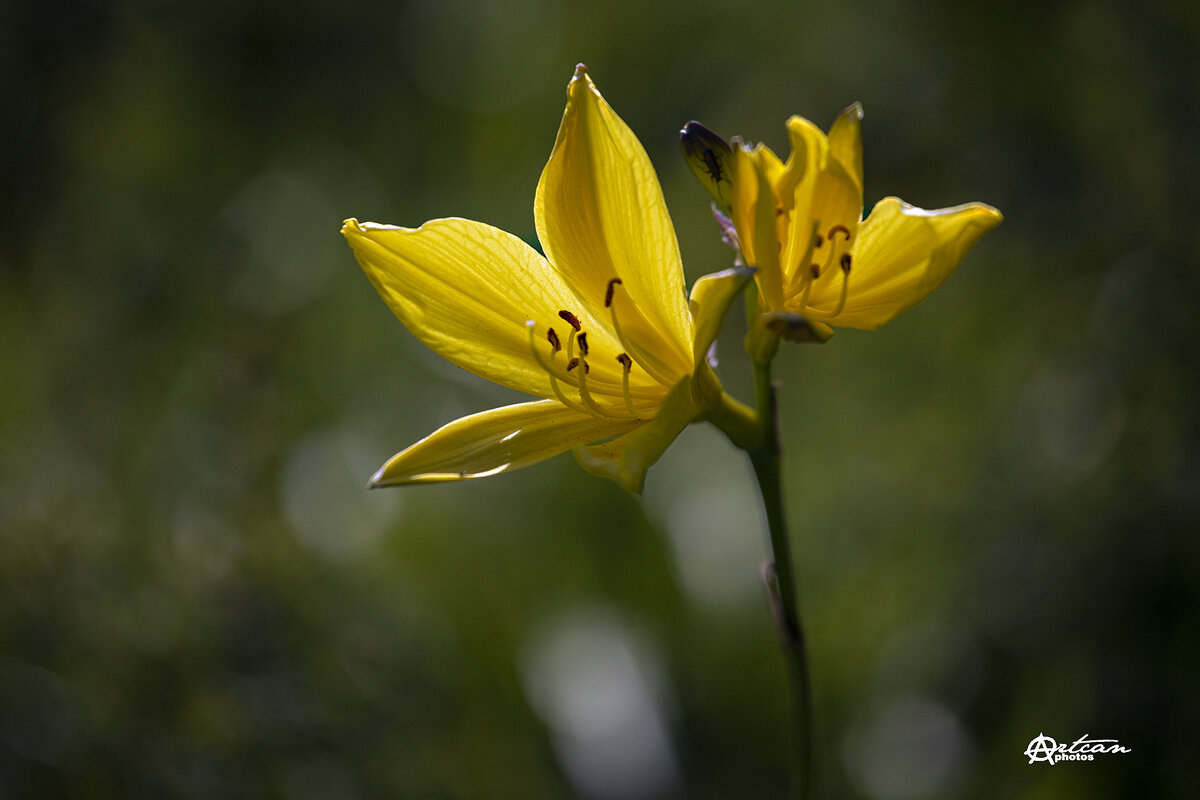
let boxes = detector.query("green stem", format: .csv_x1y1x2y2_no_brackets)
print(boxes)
746,355,812,800
705,289,813,796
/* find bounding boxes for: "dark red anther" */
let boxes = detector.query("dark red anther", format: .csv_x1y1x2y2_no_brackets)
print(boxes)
604,278,623,308
558,310,581,331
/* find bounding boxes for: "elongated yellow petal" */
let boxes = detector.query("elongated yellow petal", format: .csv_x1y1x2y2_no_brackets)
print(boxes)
782,116,828,215
827,103,864,200
777,116,820,213
573,378,699,494
535,65,693,377
780,116,828,286
371,400,640,487
749,147,786,310
812,159,862,236
688,266,755,370
729,143,761,265
755,142,786,188
789,113,861,276
807,197,1002,329
782,159,862,314
344,217,620,399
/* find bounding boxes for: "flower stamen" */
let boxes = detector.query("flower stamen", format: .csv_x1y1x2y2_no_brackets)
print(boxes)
819,225,849,276
800,223,853,313
788,219,822,309
576,345,628,419
566,328,628,419
604,278,622,308
558,310,582,331
527,321,595,417
603,278,675,387
616,353,639,418
531,319,633,420
829,253,852,317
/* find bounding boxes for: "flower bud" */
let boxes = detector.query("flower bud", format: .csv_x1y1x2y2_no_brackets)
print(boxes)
680,121,734,207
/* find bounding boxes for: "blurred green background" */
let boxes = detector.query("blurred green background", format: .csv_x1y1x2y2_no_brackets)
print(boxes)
2,0,1197,797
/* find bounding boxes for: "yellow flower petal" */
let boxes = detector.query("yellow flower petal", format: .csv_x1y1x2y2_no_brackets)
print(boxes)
728,142,790,309
688,266,755,370
573,378,699,494
781,116,828,208
808,197,1003,329
755,142,786,187
779,116,830,282
343,217,634,399
370,400,639,487
811,163,859,244
827,102,864,199
777,116,821,211
784,115,862,277
535,65,693,376
748,147,786,310
729,143,761,265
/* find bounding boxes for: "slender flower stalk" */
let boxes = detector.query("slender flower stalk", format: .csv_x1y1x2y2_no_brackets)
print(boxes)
748,357,813,800
686,105,1004,799
707,283,813,798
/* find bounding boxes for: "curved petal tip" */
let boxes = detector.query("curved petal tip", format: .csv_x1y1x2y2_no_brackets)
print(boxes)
568,63,598,98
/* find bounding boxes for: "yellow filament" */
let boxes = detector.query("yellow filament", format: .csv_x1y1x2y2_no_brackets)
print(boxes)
576,356,626,419
819,230,843,275
823,224,853,318
829,259,851,317
605,285,675,388
791,219,821,309
619,355,639,418
526,321,598,417
799,224,852,315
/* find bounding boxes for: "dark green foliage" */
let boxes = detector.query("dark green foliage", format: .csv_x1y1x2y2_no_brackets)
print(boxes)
1,0,1197,798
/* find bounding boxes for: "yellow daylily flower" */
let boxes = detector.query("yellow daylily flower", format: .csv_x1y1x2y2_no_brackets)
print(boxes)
343,65,750,494
681,107,1002,349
